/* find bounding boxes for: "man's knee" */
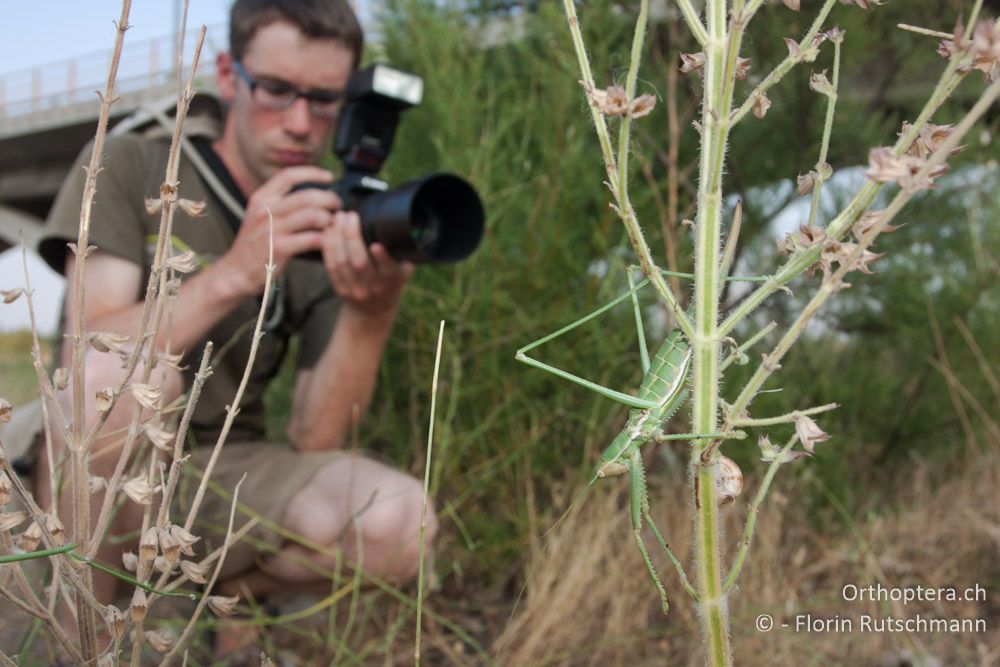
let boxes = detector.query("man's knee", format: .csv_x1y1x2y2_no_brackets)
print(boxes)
357,476,438,551
288,458,439,579
353,475,438,582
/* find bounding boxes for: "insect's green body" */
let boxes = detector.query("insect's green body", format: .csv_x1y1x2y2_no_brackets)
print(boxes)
515,281,717,615
595,330,692,479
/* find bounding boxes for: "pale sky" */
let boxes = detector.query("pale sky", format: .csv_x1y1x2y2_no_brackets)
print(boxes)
0,1,232,76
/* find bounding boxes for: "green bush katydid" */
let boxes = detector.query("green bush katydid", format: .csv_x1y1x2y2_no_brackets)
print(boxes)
515,268,734,614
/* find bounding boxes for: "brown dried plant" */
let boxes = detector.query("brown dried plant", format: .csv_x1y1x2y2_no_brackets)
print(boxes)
0,2,279,664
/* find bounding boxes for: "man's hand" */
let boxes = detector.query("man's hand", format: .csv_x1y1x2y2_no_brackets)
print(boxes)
319,210,414,321
216,166,341,298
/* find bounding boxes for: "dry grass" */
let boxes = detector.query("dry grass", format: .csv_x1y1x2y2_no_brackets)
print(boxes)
496,450,1000,666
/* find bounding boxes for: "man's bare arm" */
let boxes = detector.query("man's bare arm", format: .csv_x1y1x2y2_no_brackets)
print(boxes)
286,214,413,451
62,251,251,364
287,305,397,451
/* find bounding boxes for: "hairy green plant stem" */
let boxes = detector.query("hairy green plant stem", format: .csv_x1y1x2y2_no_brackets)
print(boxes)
555,3,989,665
730,403,838,428
806,38,842,229
616,0,649,204
688,0,745,661
559,0,693,339
677,0,709,47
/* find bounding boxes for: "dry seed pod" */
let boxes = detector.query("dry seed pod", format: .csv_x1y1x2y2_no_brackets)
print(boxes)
714,455,744,506
165,249,198,273
122,551,139,572
180,559,209,584
16,521,43,552
89,475,107,495
53,367,69,391
131,588,148,623
207,594,240,617
95,387,115,414
104,604,125,639
45,514,65,547
143,422,175,452
139,527,158,566
123,473,157,506
752,92,771,119
130,383,162,411
169,524,200,557
143,628,174,653
88,332,130,354
1,289,23,304
0,472,14,506
0,511,28,532
153,555,176,574
154,350,185,372
158,528,179,563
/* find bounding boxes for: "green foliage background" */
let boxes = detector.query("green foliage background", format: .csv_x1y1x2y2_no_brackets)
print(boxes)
267,0,1000,591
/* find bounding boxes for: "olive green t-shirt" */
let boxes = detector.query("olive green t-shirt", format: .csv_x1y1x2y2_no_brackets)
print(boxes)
38,102,339,446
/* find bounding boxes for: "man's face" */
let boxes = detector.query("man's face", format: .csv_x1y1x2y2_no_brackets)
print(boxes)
217,20,354,190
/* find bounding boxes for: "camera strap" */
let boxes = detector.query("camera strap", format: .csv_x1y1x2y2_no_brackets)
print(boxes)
141,102,287,331
138,101,248,226
188,137,286,328
189,137,247,236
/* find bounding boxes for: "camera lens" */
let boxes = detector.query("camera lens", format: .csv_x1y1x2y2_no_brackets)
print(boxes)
410,202,442,250
361,173,484,263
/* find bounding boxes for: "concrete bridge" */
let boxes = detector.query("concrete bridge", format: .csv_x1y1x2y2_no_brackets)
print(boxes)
0,24,227,253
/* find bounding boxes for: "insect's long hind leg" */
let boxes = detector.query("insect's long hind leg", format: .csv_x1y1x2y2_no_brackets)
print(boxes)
643,507,698,600
628,448,670,614
515,276,658,410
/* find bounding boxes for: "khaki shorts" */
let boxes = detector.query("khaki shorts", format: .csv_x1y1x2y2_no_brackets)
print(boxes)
175,442,345,580
0,400,344,582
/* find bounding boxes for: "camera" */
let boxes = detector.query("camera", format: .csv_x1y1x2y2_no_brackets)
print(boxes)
295,64,485,264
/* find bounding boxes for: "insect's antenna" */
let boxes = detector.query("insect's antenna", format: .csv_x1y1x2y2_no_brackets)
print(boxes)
627,264,651,374
541,477,597,543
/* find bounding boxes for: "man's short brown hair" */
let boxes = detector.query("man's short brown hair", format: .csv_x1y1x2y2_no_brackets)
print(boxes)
229,0,364,68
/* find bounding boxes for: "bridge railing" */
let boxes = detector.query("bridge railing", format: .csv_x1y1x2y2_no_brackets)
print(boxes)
0,23,227,120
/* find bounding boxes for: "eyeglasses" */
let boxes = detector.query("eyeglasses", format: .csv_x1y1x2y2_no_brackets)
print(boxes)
232,61,344,118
